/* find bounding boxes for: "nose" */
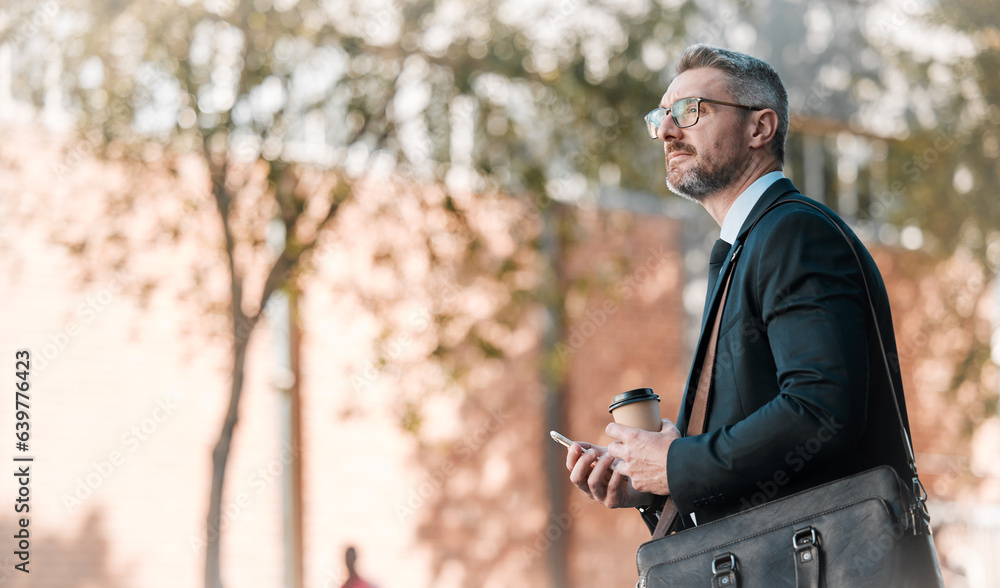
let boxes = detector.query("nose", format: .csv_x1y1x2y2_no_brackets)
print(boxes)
658,114,682,142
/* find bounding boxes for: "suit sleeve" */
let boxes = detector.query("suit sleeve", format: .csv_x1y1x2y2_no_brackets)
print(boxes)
666,209,870,514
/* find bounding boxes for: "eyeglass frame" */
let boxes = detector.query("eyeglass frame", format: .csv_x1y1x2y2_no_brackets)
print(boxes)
644,97,763,139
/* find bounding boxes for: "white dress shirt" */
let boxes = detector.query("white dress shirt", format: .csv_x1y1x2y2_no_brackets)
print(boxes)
719,171,786,243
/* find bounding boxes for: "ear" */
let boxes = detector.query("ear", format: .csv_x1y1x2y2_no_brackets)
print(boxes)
748,109,778,151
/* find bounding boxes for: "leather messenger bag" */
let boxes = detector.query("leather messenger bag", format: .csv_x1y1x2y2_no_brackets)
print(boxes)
635,199,944,587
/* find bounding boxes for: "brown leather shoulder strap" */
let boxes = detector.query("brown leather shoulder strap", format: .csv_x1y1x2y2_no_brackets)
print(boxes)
688,269,734,436
652,268,735,539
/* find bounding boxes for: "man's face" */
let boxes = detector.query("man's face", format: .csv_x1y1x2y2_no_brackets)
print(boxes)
655,68,751,202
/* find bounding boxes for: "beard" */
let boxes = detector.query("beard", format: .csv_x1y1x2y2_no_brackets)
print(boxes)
665,141,745,202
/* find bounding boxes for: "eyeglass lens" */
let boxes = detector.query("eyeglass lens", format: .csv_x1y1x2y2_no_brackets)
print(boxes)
645,98,700,138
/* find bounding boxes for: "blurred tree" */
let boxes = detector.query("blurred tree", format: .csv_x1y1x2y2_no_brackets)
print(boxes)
0,0,703,585
859,0,1000,451
866,0,1000,260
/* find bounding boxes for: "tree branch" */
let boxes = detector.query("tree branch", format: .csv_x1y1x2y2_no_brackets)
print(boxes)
251,176,352,322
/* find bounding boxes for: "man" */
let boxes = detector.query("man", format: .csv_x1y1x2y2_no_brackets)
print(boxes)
566,44,914,531
340,546,378,588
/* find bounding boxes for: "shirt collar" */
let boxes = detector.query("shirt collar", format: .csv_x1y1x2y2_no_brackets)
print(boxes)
719,170,785,244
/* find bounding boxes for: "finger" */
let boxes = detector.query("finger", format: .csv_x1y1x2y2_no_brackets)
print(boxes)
566,443,584,470
604,462,634,508
570,448,599,491
606,463,627,495
587,455,612,501
605,422,638,442
567,442,603,469
609,450,629,478
597,451,618,478
606,440,627,461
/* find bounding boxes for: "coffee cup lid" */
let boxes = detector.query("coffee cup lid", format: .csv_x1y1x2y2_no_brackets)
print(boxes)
608,388,660,413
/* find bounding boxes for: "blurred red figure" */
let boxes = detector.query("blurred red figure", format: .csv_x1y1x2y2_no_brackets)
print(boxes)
341,546,377,588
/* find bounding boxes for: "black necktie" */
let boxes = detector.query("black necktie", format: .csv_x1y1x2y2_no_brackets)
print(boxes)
706,238,731,303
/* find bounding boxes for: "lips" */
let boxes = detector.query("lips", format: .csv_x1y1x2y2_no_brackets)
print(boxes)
666,144,695,162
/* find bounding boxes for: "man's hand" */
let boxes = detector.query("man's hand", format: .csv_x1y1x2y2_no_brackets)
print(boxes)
566,442,654,509
606,418,681,495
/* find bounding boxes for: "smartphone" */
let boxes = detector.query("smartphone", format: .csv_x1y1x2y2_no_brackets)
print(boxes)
550,430,615,470
550,430,573,448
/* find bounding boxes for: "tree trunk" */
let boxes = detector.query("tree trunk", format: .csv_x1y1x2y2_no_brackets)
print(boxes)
205,320,251,588
541,203,570,588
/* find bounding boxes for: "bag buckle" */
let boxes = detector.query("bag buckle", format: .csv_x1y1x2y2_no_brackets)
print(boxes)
711,553,738,587
792,526,818,549
909,476,932,536
912,476,928,504
712,553,736,574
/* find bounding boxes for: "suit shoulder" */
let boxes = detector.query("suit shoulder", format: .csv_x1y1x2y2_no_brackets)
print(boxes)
742,196,851,245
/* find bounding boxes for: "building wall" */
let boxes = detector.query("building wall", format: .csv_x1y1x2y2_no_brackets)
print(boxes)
556,207,688,587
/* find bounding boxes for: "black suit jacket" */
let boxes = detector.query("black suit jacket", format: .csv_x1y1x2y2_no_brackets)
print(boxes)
666,178,914,525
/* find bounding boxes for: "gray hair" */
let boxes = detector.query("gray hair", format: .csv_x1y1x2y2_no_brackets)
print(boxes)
676,44,789,164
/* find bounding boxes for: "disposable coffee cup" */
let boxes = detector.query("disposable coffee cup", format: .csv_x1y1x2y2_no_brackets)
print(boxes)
609,388,662,432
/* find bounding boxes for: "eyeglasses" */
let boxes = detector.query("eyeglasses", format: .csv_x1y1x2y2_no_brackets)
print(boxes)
644,97,762,138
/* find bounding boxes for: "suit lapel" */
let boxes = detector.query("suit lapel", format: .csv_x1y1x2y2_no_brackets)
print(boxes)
697,178,798,331
676,178,801,434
